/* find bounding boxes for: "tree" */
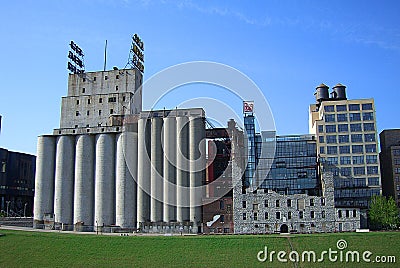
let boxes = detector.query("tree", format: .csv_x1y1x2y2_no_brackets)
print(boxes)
369,195,399,230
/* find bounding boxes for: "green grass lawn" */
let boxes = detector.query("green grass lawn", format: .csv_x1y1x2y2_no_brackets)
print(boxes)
0,229,399,267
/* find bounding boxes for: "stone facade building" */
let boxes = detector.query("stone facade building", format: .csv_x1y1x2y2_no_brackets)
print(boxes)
233,154,360,234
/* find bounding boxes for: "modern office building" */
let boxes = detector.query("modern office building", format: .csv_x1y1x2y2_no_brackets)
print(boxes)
309,83,381,212
0,148,36,217
259,134,319,196
379,129,400,207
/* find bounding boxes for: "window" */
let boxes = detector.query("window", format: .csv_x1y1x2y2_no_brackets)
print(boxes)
364,123,375,131
396,168,400,174
337,114,348,122
83,77,86,82
297,199,305,210
350,123,362,132
327,146,337,155
341,167,351,176
324,105,334,112
99,110,102,116
351,134,363,143
116,86,119,91
75,111,79,116
87,99,91,104
394,158,400,165
220,215,225,222
349,104,360,111
123,96,126,102
288,211,292,219
310,199,314,206
105,75,108,80
264,200,268,207
362,103,373,110
346,210,350,218
353,210,357,217
75,125,78,128
352,156,364,165
319,147,325,154
352,145,363,154
108,97,117,102
1,162,6,173
86,111,90,116
365,144,376,153
338,124,348,132
336,105,347,112
82,88,86,93
349,113,361,121
264,212,269,220
325,114,335,122
368,177,380,186
99,98,103,103
116,75,119,79
110,109,114,114
339,145,350,154
339,135,349,143
340,156,351,165
326,135,337,144
327,157,338,165
76,100,79,105
93,77,97,81
253,203,259,210
354,178,366,186
319,136,325,143
394,149,400,156
366,155,377,164
318,125,324,133
253,213,258,221
363,112,374,121
364,134,375,142
299,211,304,219
322,211,326,218
276,200,280,207
276,212,281,220
338,210,342,218
353,167,365,175
242,201,246,208
326,125,336,133
321,198,326,206
367,166,379,175
220,200,225,210
243,213,247,220
287,199,292,207
310,211,315,218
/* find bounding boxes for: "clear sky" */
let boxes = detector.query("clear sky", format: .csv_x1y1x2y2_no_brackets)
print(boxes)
0,0,399,155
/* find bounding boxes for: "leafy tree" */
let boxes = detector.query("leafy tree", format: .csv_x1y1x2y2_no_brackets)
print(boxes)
369,195,399,230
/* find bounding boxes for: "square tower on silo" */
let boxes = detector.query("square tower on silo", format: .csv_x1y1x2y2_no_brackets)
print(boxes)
59,68,142,130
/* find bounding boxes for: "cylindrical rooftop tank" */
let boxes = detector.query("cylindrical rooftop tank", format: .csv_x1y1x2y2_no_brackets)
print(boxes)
315,83,329,103
332,83,347,100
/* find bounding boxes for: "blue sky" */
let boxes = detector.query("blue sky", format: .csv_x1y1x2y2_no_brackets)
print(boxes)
0,0,399,154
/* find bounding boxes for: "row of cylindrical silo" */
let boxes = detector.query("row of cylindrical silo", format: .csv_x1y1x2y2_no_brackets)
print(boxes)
34,114,206,230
